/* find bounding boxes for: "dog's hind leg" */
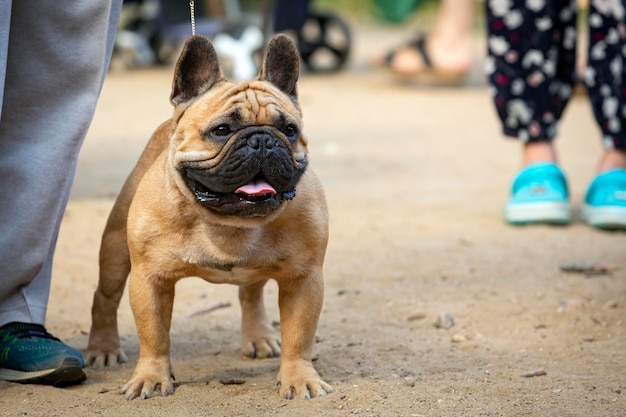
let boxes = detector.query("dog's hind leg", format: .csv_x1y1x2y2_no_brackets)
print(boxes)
86,120,171,368
239,279,281,358
86,199,131,368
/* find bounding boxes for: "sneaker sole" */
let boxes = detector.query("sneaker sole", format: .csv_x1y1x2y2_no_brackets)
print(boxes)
0,357,86,387
504,201,571,225
581,204,626,230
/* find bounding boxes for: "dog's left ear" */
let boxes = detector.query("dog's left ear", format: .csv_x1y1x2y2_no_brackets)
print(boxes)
258,34,300,100
171,35,224,105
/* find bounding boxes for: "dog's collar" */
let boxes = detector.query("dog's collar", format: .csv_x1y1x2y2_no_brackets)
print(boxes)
282,187,296,201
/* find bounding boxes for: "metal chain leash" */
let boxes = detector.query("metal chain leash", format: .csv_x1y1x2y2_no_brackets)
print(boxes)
189,1,196,35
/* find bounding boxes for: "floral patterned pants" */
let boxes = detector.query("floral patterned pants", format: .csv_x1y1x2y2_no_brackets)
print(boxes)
485,0,626,150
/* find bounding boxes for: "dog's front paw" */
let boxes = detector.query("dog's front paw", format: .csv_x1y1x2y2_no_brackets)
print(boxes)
120,373,174,400
241,324,281,358
278,359,333,400
120,360,174,400
86,346,128,368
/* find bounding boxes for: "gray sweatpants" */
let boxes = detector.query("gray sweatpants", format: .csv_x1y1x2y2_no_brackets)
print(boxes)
0,1,122,326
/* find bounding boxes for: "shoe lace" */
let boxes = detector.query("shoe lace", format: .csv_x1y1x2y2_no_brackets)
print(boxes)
0,322,61,345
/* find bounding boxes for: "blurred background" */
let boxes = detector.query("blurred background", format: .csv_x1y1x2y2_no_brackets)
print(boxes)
47,4,626,416
112,0,482,76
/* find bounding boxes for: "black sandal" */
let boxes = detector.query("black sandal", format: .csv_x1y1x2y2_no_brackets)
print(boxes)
378,35,467,84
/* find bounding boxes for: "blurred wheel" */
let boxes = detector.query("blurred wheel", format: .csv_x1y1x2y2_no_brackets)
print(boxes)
297,12,351,73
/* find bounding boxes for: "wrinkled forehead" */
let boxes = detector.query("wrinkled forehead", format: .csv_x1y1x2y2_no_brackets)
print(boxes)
186,80,301,124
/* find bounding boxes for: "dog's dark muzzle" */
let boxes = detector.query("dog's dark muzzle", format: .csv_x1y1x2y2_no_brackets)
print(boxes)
180,128,306,217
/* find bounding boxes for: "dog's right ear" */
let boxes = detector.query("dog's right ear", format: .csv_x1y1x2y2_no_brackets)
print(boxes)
258,34,299,100
170,35,224,105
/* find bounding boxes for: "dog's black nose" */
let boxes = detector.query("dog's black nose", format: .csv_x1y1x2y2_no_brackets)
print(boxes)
247,133,276,150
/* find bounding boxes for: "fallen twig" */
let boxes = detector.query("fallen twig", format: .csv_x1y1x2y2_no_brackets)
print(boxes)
559,263,619,277
337,289,361,295
220,378,246,385
521,369,547,378
186,301,231,318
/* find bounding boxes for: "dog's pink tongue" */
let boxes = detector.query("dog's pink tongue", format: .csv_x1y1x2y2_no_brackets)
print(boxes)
236,178,276,196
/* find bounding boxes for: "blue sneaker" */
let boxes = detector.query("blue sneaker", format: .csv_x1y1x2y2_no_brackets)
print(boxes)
504,162,571,225
0,322,86,386
581,169,626,230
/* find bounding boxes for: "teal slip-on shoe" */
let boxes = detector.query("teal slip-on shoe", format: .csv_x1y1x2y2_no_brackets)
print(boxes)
0,322,86,386
581,168,626,230
504,162,571,225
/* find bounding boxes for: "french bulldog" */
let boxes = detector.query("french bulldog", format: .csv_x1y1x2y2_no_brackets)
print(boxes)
86,33,332,401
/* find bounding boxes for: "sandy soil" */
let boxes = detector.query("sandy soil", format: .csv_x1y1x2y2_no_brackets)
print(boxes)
1,26,624,416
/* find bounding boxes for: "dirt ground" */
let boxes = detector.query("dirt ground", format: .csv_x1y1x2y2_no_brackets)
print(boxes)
1,26,624,417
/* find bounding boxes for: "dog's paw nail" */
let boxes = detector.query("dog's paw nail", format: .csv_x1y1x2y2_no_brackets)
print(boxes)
284,386,295,400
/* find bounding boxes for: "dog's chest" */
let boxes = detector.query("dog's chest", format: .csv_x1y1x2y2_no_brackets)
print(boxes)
187,252,278,285
201,265,269,285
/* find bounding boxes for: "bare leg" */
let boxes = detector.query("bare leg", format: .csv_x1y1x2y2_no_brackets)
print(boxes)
597,149,626,173
522,142,558,167
385,0,476,74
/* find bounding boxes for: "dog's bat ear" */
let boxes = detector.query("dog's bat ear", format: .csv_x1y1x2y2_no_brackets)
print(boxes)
258,34,300,100
170,35,224,105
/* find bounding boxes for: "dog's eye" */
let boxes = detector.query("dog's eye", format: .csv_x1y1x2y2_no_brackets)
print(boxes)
211,124,232,138
284,124,298,138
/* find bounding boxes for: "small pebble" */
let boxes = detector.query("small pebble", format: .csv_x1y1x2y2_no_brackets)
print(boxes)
558,298,585,313
451,334,467,343
521,369,546,378
407,313,426,321
434,312,455,329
